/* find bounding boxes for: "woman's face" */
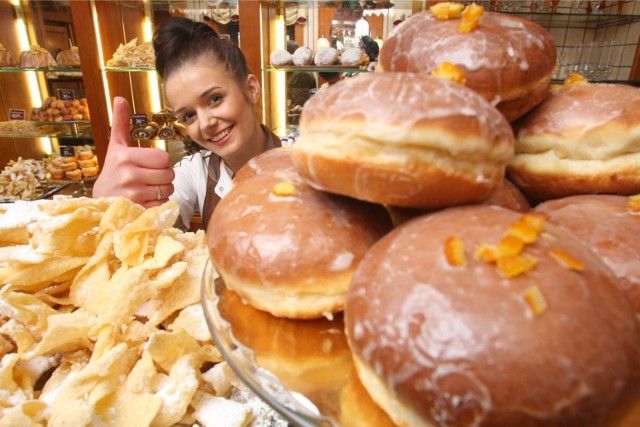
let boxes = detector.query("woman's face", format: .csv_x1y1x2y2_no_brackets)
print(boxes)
165,55,261,163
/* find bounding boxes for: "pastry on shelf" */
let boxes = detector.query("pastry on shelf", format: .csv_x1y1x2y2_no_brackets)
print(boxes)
0,43,17,67
20,44,57,68
30,97,90,122
106,38,154,68
56,46,81,67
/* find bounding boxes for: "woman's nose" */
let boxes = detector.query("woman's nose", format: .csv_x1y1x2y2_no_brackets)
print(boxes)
199,108,217,132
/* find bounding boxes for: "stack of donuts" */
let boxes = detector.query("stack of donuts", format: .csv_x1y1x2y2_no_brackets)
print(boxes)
46,145,99,180
209,2,640,426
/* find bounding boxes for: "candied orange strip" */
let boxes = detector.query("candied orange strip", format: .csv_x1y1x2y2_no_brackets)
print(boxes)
524,285,548,317
520,212,546,233
475,243,499,263
499,234,524,257
507,222,540,244
430,2,464,19
628,194,640,213
431,62,467,85
271,181,297,197
459,3,484,33
564,72,588,87
445,236,467,267
549,248,584,271
497,254,537,278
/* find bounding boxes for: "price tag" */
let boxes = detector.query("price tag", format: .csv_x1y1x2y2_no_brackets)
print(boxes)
132,114,148,128
59,146,76,157
9,109,25,120
57,89,75,101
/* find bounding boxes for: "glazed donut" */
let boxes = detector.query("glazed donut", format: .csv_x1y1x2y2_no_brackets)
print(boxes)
233,147,296,185
47,166,64,180
481,178,530,212
345,205,640,427
61,161,78,172
207,172,392,319
292,46,313,66
378,8,556,121
340,47,364,66
508,83,640,201
217,284,351,393
535,194,640,318
77,147,94,160
270,49,293,67
77,157,97,168
61,156,78,164
64,169,82,180
314,47,338,66
291,72,514,210
81,166,98,177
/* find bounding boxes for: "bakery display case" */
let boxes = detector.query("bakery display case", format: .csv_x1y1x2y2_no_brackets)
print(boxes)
260,0,640,135
0,0,92,170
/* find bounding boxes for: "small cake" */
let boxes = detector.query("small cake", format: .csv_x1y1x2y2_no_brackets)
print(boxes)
0,43,17,67
56,46,81,67
20,44,57,68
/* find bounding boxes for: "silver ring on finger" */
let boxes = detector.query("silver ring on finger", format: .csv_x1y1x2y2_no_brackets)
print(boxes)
155,185,163,201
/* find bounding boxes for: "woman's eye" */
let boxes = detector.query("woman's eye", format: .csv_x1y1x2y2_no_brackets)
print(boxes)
180,112,195,124
208,94,223,106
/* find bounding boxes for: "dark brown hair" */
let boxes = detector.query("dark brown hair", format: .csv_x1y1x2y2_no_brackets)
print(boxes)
153,17,251,85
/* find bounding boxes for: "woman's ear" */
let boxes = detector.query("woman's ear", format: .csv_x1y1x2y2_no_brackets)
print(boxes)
245,74,261,104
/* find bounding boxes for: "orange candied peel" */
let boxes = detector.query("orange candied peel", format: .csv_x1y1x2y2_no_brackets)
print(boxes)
498,234,525,257
475,243,499,263
445,236,467,267
507,213,546,244
497,254,537,278
459,2,484,33
475,213,548,278
431,62,467,85
430,2,464,20
564,72,588,87
628,194,640,213
524,285,548,317
271,181,297,197
548,248,584,271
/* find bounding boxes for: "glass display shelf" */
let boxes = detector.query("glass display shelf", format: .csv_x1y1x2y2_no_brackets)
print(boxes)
0,66,82,73
265,66,369,73
103,66,155,72
0,121,92,139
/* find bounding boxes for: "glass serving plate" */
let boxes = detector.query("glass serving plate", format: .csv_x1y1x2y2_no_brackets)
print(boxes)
200,260,396,427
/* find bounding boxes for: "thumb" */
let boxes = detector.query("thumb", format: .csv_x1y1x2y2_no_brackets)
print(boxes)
109,96,132,147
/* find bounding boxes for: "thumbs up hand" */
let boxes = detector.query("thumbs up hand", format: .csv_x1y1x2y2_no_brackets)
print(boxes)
93,97,175,207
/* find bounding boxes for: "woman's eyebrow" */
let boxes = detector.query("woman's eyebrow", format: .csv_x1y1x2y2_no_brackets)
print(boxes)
174,86,222,114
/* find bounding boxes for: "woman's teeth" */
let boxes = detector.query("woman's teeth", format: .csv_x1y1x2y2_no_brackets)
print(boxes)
212,128,231,142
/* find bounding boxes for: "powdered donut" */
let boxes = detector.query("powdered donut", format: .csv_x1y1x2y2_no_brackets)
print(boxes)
270,49,293,66
340,47,364,66
314,47,338,66
292,46,313,66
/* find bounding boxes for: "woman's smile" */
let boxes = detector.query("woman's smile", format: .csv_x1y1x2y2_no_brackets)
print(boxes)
209,126,233,145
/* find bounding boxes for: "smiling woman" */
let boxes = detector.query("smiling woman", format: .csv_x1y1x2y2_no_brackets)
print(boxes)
93,17,284,230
